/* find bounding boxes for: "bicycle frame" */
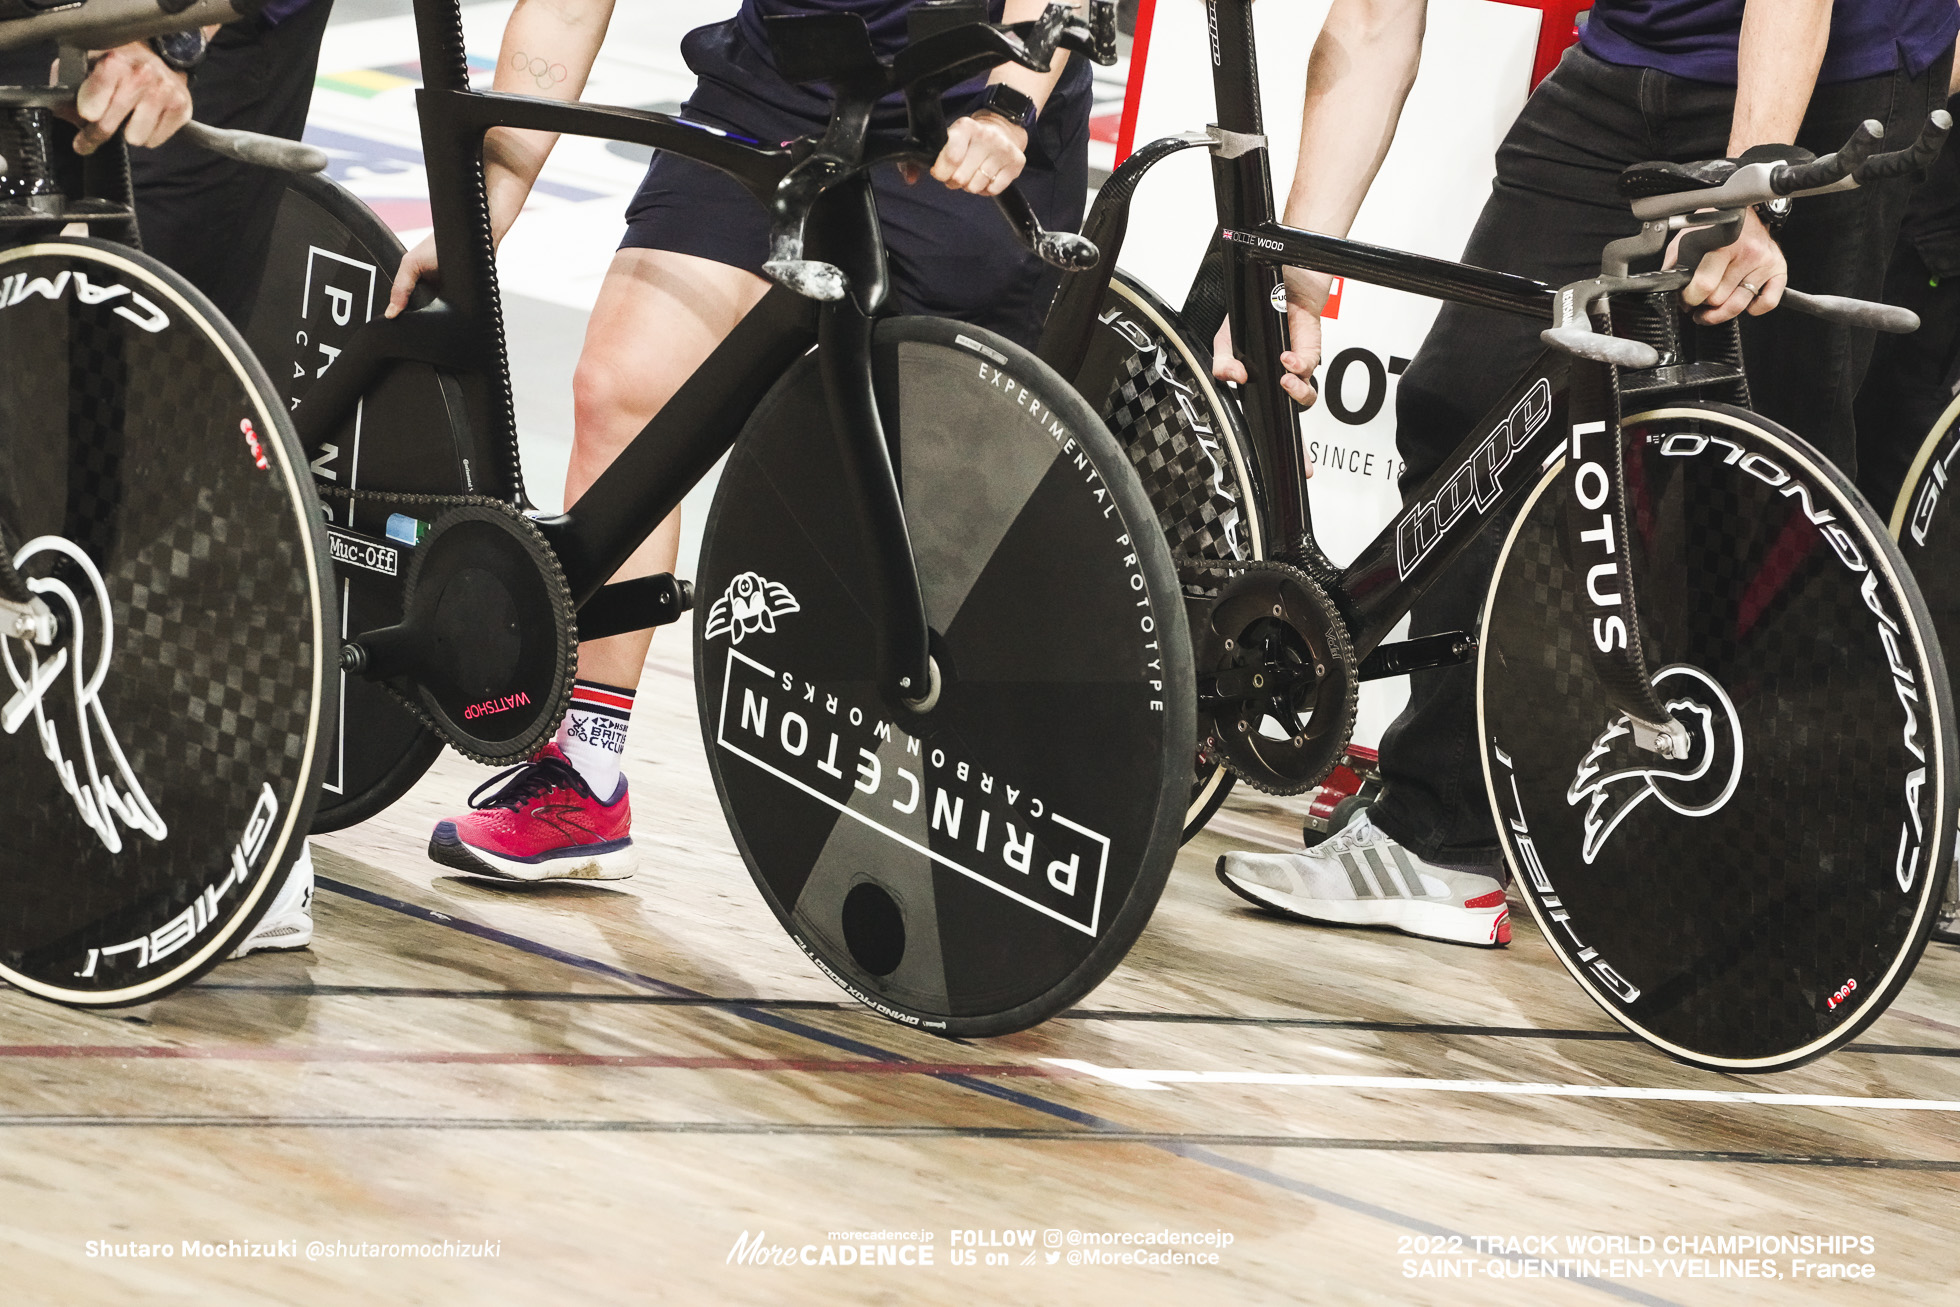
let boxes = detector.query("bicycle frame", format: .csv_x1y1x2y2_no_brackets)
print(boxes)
1042,0,1579,660
285,0,937,703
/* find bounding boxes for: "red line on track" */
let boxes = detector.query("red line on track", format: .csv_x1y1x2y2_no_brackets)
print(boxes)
0,1046,1069,1074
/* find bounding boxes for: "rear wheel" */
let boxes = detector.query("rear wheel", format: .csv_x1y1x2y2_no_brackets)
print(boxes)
0,238,334,1005
1482,403,1954,1069
696,317,1194,1036
1070,270,1265,840
239,171,483,831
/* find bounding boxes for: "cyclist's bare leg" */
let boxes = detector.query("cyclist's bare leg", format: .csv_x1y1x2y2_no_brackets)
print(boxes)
566,247,770,689
427,248,769,878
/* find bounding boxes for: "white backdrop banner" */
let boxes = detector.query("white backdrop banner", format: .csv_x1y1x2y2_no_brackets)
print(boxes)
1121,0,1545,742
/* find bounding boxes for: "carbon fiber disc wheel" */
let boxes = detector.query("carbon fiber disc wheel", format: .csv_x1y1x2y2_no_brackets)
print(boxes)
1071,270,1266,839
241,172,481,831
1890,392,1960,944
696,317,1194,1036
1482,404,1955,1069
0,239,335,1005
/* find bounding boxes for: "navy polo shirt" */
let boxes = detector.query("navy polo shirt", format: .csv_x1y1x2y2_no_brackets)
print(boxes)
1582,0,1960,84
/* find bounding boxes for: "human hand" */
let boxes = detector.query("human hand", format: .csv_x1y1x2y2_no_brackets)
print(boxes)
1677,206,1785,325
1212,268,1330,408
385,236,438,319
922,111,1029,196
60,44,192,156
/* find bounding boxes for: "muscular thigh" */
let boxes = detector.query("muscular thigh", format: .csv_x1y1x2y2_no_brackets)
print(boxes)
575,248,771,432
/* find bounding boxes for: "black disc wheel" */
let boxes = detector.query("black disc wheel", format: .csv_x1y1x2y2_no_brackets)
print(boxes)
1070,269,1266,840
695,316,1195,1036
0,238,336,1005
1889,392,1960,944
240,171,484,831
1482,404,1955,1069
1195,561,1358,796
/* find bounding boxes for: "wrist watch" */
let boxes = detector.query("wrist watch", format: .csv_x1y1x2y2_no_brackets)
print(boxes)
974,82,1037,134
148,30,210,75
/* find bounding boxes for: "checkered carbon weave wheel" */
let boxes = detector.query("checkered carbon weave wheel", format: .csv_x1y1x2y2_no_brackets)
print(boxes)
696,316,1194,1036
1482,404,1955,1069
0,238,335,1005
1070,269,1267,840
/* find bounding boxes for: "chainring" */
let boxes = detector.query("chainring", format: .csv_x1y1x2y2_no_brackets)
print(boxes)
1194,560,1358,795
370,502,576,764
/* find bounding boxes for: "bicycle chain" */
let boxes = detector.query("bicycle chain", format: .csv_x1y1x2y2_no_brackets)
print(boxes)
317,485,577,765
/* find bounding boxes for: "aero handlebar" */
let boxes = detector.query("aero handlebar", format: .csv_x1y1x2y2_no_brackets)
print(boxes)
1554,112,1950,365
1773,113,1952,196
763,1,1117,300
0,0,262,53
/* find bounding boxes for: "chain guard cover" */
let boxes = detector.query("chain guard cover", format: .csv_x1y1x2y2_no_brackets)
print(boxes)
1196,560,1357,795
382,505,574,763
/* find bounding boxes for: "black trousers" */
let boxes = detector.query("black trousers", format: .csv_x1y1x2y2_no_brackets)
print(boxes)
129,0,334,325
1368,44,1949,869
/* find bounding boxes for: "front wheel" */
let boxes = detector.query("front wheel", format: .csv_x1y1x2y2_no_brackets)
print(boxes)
695,317,1195,1037
1481,403,1954,1070
0,239,335,1005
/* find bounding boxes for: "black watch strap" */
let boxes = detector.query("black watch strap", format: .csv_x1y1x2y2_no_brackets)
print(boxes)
148,30,210,75
974,81,1037,133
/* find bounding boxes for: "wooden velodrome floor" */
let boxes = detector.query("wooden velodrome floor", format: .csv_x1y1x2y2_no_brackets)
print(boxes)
3,627,1957,1305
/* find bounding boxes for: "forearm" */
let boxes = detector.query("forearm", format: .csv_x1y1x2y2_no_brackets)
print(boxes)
1281,0,1424,244
482,0,614,238
991,0,1069,115
1729,0,1832,154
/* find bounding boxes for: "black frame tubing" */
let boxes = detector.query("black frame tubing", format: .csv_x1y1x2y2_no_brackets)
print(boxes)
281,0,937,702
1043,0,1560,664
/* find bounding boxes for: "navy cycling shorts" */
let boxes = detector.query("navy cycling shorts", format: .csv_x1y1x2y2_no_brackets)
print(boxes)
620,20,1091,348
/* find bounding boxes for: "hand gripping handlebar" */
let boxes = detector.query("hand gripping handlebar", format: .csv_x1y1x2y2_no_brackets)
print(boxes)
1545,112,1950,366
761,0,1117,302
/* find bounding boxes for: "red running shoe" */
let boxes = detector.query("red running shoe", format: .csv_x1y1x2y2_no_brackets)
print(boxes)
428,744,636,881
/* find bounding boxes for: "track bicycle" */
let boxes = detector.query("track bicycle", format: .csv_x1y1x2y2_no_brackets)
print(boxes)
1,0,1203,1038
1034,0,1957,1070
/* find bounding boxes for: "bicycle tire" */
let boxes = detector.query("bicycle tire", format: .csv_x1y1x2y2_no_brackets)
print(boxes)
695,316,1195,1036
1068,269,1267,841
239,171,478,832
1481,403,1955,1070
0,237,336,1005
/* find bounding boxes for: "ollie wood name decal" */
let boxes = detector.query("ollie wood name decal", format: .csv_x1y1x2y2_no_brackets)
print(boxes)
715,649,1113,936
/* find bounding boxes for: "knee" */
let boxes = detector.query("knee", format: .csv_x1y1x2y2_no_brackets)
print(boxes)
572,351,659,455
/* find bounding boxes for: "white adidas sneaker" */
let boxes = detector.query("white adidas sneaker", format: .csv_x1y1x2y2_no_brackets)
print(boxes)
1217,810,1510,947
230,844,315,958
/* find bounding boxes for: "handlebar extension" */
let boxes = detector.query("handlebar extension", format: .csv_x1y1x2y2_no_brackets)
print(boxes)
0,0,261,55
179,120,326,174
1773,111,1952,196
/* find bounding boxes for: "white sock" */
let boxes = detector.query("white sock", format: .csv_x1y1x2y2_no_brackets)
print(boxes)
555,679,632,798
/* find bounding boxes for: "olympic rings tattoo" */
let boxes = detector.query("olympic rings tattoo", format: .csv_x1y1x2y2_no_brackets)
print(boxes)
509,51,569,90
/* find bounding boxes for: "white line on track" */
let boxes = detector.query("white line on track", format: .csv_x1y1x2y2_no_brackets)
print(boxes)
1044,1059,1960,1111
